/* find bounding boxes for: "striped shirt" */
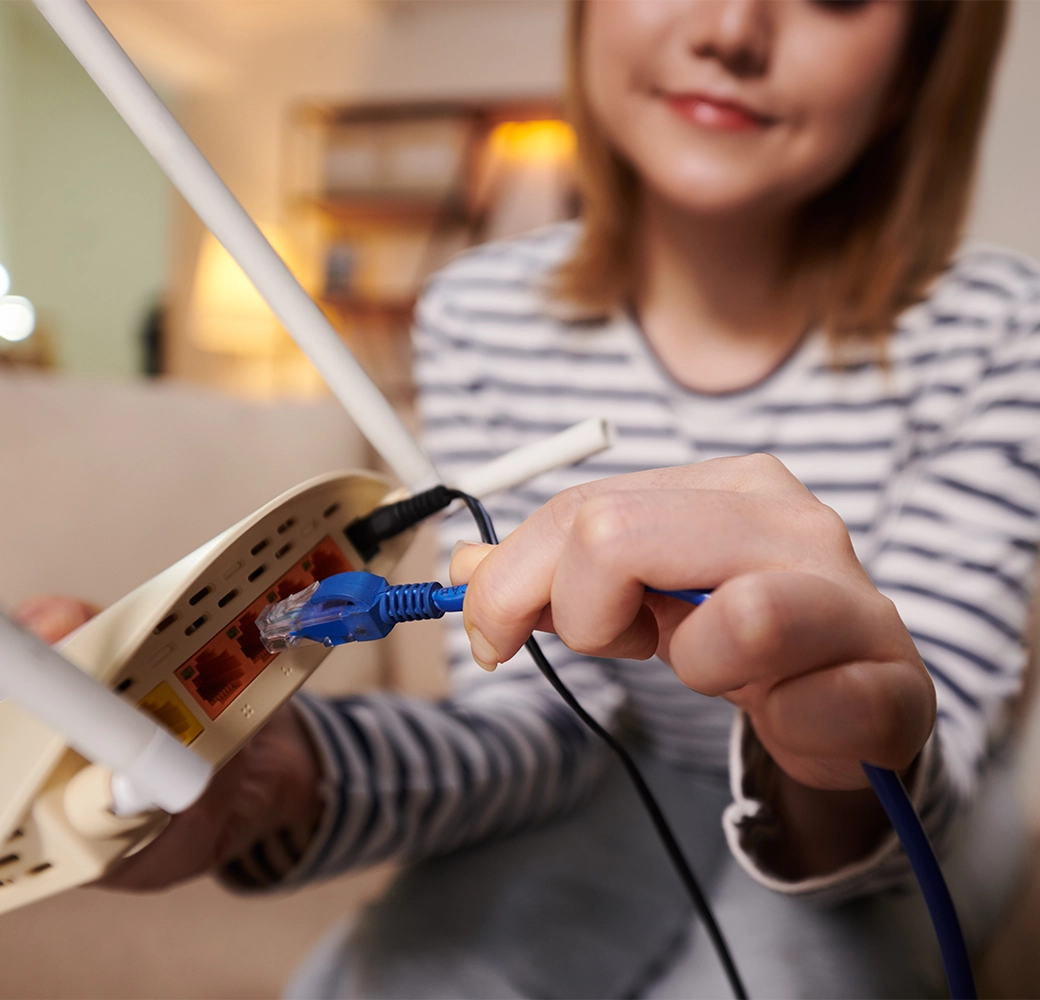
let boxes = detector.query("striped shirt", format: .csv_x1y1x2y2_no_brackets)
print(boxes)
234,223,1040,901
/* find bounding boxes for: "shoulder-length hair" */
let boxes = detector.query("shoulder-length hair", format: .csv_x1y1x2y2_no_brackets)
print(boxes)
555,0,1008,348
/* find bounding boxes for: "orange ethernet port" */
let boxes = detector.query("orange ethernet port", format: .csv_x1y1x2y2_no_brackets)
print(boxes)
275,573,310,602
307,538,352,581
173,535,353,721
177,646,247,719
231,607,271,664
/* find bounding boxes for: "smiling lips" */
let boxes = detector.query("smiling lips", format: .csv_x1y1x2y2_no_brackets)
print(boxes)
665,93,775,132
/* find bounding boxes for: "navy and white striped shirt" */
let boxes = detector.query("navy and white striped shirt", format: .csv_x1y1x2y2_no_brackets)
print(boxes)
243,223,1040,900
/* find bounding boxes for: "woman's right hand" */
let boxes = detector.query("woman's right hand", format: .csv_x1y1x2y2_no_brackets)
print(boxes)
15,594,325,891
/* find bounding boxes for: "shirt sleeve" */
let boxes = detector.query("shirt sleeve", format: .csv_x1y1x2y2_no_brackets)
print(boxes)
721,266,1040,902
222,263,625,891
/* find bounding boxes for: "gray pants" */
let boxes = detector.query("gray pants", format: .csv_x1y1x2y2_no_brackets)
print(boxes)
287,747,1027,999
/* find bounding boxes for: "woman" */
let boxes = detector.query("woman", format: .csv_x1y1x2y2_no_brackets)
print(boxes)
24,1,1038,996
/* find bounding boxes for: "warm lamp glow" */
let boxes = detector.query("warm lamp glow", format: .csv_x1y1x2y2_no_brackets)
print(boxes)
487,120,576,167
189,226,315,356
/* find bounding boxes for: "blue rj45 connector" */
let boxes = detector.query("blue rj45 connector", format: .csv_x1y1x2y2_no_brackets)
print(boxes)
256,572,469,651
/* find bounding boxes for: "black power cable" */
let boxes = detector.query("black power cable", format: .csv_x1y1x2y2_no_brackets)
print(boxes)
446,489,749,1000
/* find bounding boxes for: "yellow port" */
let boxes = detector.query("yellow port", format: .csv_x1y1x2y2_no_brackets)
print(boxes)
138,682,204,746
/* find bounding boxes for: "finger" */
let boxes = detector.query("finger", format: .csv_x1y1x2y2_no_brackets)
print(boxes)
98,772,232,890
451,540,554,667
460,453,837,668
756,659,936,772
448,541,494,586
546,488,841,658
546,493,703,658
461,487,595,666
452,526,659,662
667,571,912,696
100,733,287,890
464,487,808,668
13,595,100,644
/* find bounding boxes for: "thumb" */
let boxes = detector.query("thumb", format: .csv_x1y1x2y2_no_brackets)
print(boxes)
449,540,495,586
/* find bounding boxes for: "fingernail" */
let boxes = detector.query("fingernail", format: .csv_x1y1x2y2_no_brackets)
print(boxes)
451,539,480,558
468,627,500,672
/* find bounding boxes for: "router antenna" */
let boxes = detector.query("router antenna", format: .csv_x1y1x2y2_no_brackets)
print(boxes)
32,0,438,492
0,612,212,815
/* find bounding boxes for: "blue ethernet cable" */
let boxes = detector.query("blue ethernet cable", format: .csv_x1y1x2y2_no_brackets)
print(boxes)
862,763,975,999
255,573,711,650
257,567,974,999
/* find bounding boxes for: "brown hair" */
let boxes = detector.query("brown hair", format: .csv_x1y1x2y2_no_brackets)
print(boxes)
555,0,1008,348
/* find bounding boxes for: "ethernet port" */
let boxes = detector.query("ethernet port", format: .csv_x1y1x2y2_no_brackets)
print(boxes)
276,572,309,601
233,612,267,663
187,648,244,706
309,544,350,582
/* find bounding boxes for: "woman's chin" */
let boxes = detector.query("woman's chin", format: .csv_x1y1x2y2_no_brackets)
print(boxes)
645,177,796,224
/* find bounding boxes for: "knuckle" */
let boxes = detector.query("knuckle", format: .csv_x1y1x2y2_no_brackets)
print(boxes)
555,626,609,657
734,452,794,490
859,667,934,763
545,483,595,533
793,501,856,564
571,494,639,560
717,576,787,661
741,452,786,477
812,502,852,546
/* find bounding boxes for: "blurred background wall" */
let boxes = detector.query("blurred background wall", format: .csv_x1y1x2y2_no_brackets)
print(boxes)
969,0,1040,264
0,1,169,377
0,0,1036,389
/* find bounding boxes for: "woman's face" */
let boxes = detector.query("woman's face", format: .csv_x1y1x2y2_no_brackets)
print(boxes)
583,0,912,218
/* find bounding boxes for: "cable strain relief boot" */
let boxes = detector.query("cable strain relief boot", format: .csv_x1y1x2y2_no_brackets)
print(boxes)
379,582,445,624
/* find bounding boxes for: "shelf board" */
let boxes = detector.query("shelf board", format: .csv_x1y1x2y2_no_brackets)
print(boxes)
296,97,564,128
323,294,416,320
306,195,469,227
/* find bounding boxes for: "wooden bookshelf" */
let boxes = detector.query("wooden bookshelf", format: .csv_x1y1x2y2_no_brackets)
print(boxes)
284,96,576,408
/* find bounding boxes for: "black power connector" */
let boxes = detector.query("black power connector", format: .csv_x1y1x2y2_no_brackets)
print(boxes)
345,485,457,562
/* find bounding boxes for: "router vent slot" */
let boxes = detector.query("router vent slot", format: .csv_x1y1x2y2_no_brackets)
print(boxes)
154,613,178,635
248,565,267,583
323,503,340,519
277,518,296,535
115,678,134,693
189,586,212,606
185,615,209,637
0,854,19,868
218,589,239,608
251,539,269,557
27,863,51,876
275,542,293,560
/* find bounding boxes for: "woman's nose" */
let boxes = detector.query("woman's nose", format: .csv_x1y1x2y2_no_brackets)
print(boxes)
687,0,772,79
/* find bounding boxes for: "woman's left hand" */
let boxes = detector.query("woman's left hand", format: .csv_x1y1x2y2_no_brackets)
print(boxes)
450,456,935,798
